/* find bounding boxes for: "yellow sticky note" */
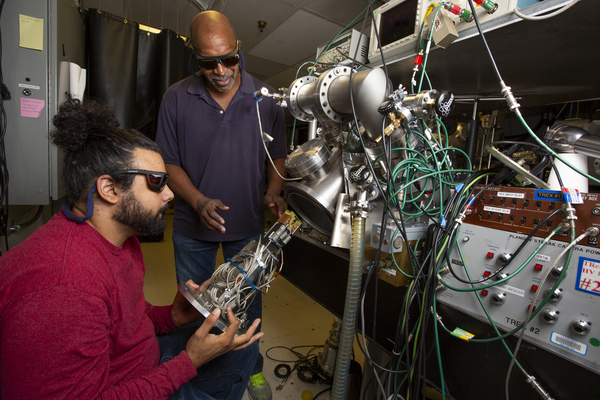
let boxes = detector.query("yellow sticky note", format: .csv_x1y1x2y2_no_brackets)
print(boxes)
19,14,44,51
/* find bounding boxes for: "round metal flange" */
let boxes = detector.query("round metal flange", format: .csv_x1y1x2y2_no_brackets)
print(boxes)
315,67,352,124
285,137,332,179
287,76,317,122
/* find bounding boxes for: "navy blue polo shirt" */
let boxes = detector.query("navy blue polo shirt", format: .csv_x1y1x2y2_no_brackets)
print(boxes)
156,71,287,241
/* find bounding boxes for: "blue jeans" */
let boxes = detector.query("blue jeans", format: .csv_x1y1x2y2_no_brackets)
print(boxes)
158,326,259,400
172,232,263,374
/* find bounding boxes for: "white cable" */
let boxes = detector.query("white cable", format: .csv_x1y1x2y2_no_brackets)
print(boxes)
255,101,302,181
514,0,580,21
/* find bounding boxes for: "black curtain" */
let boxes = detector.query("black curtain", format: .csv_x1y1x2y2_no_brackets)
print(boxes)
85,8,192,139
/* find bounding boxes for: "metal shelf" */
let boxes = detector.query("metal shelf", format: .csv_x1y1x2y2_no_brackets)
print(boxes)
371,0,600,110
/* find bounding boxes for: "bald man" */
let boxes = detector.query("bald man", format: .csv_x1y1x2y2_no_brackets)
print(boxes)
155,11,287,400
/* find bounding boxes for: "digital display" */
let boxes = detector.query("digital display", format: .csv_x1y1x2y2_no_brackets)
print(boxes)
379,0,419,48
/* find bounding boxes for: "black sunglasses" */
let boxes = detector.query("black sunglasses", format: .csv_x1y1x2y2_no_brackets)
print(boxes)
195,41,240,71
116,169,169,192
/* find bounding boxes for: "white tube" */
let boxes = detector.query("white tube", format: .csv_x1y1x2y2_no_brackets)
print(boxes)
547,153,589,193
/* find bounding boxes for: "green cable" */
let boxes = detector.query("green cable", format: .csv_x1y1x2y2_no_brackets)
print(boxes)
435,117,450,149
454,243,525,371
404,127,450,221
432,292,446,400
438,227,573,343
393,283,421,394
386,169,475,208
408,266,433,400
417,5,443,93
437,225,560,292
515,110,600,186
389,230,428,279
423,69,433,91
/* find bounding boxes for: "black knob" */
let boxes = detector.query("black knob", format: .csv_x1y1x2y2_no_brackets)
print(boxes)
435,91,455,117
349,164,370,184
378,101,395,116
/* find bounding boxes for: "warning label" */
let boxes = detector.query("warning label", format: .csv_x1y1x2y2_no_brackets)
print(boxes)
575,257,600,297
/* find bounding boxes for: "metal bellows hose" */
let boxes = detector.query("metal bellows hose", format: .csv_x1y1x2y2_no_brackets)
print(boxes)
331,215,366,400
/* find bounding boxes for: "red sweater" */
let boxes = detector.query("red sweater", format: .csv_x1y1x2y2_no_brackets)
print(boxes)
0,210,197,399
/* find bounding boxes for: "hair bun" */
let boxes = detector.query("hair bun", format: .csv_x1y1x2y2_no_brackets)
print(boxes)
51,97,120,153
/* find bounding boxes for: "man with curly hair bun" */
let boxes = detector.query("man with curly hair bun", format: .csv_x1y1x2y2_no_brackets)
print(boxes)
0,98,262,400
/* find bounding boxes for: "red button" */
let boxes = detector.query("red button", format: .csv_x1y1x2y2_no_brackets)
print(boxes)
528,305,536,312
481,290,488,296
531,285,538,291
534,264,543,271
487,252,494,258
483,271,491,277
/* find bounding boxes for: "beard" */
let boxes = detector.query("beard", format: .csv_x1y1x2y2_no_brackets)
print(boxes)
113,192,169,236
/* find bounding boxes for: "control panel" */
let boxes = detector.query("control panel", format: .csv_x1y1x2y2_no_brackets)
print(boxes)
437,186,600,373
463,185,600,247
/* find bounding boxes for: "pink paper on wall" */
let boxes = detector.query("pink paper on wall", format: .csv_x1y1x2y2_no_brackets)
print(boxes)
20,97,45,118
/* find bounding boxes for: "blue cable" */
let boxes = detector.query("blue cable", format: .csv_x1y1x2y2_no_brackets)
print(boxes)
227,258,259,290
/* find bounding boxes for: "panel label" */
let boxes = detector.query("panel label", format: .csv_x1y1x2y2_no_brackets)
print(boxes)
536,254,551,262
483,206,511,214
498,192,524,198
575,257,600,296
497,284,525,297
18,83,40,90
534,190,564,202
551,332,587,355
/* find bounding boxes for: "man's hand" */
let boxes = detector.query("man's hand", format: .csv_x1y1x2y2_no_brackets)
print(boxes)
185,307,263,369
263,193,286,218
171,279,208,327
196,197,229,233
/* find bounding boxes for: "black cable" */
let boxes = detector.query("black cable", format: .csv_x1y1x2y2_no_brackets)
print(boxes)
16,205,44,228
265,345,332,387
466,0,503,83
346,9,430,393
549,156,565,189
444,200,567,285
297,365,318,384
274,364,292,379
313,387,332,400
366,0,391,93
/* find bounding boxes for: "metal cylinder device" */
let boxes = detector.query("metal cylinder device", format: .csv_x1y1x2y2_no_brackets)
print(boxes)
285,67,388,141
178,211,301,332
544,124,600,158
544,124,599,192
285,143,345,236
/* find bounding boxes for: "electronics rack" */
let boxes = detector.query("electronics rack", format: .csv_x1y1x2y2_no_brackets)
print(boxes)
438,185,600,373
315,29,369,70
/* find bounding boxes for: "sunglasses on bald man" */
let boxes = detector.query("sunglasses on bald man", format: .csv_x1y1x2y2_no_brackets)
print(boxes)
195,40,241,71
116,170,169,192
